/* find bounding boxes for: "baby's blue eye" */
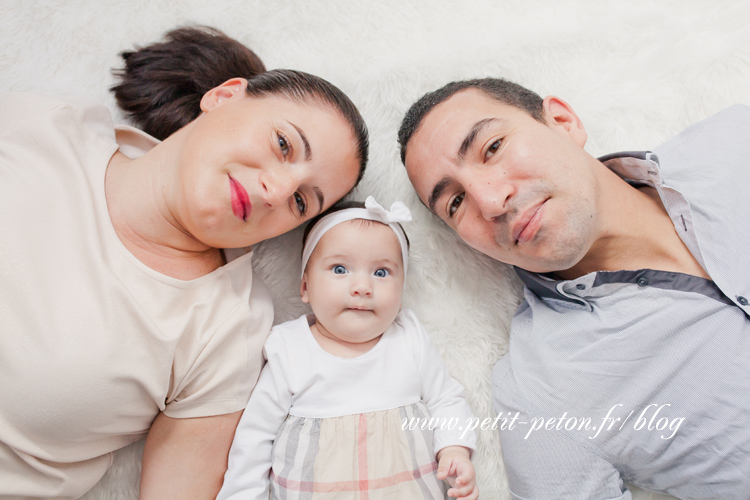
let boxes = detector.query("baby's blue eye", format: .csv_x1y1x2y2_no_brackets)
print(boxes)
374,268,389,278
332,265,348,274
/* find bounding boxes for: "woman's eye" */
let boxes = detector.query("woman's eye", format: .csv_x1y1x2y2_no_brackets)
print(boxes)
278,133,290,157
332,265,348,274
294,192,307,216
374,268,389,278
484,139,502,161
448,193,464,218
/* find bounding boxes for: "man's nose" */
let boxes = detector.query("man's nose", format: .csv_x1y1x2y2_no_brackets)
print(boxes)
471,181,514,221
260,170,297,207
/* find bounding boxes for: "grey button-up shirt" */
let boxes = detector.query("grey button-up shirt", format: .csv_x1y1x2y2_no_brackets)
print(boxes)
492,105,750,499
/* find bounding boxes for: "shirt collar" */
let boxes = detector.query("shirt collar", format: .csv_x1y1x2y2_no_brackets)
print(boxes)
114,124,160,159
597,150,663,187
514,151,658,307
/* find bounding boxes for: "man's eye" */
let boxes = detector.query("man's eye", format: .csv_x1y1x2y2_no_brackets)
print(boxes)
294,192,307,216
332,265,348,274
448,193,464,218
374,268,389,278
484,139,502,161
278,133,290,157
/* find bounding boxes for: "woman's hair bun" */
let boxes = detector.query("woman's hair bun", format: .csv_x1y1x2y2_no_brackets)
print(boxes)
111,26,265,140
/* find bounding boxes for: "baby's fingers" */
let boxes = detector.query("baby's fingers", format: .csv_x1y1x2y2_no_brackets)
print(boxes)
436,458,456,484
455,484,479,500
455,463,475,484
436,464,448,481
447,464,476,498
447,479,475,499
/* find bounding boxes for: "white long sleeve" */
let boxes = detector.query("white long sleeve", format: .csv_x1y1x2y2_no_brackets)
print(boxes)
403,309,478,454
217,333,293,500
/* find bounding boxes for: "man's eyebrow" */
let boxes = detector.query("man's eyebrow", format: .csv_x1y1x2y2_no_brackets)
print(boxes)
290,122,312,161
428,176,452,214
457,118,499,161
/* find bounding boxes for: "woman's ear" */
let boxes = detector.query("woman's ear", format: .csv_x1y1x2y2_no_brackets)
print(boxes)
200,77,248,112
300,274,310,304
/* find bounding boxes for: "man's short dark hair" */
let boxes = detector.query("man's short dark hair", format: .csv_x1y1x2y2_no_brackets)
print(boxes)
397,78,545,164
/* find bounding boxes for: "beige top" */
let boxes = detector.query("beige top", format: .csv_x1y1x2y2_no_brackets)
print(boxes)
0,94,274,499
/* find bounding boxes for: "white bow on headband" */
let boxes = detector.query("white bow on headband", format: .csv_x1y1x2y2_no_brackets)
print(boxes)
363,196,412,224
300,196,412,279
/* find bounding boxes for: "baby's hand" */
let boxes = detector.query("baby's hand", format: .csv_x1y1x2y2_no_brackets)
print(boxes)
436,446,478,500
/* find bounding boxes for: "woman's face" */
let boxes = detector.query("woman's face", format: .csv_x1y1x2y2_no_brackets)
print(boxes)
171,82,360,249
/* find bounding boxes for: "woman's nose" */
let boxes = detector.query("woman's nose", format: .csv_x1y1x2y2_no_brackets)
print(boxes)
260,170,297,207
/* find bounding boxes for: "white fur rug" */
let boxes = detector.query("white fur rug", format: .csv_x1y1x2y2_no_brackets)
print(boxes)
2,1,749,499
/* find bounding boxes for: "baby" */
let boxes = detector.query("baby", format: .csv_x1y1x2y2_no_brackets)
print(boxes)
217,197,478,500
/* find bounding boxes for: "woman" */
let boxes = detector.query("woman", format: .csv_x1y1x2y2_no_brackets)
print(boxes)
0,27,368,499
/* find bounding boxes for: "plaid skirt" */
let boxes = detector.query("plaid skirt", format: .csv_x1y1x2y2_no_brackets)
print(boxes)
270,402,445,500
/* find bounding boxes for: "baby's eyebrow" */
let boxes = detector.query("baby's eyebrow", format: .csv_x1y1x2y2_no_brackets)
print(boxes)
324,254,351,261
384,259,402,269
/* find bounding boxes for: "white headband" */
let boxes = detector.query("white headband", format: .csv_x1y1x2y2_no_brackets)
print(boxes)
301,196,412,279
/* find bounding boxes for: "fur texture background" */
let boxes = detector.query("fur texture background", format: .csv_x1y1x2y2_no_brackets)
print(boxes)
2,1,749,498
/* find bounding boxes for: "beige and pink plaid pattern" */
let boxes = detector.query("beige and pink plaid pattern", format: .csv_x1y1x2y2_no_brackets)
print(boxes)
270,403,445,499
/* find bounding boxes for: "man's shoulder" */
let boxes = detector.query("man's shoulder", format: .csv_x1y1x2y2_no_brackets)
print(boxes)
654,104,750,177
659,104,750,149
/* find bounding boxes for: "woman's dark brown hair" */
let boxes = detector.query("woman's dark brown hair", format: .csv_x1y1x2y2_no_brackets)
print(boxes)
111,26,368,186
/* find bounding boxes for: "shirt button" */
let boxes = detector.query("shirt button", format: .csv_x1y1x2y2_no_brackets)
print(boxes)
637,277,649,287
738,296,749,306
576,284,586,290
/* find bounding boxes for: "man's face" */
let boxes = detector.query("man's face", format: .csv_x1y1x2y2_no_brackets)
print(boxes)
405,89,601,273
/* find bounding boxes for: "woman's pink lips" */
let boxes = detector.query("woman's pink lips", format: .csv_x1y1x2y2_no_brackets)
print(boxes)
229,176,251,221
514,200,546,244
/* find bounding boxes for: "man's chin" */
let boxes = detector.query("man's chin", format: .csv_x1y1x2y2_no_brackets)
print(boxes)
464,238,585,274
499,251,587,275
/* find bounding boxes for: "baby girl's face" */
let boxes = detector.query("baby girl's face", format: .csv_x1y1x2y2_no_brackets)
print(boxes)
301,220,404,344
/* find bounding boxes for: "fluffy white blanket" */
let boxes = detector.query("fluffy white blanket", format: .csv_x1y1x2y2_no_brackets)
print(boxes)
2,1,749,499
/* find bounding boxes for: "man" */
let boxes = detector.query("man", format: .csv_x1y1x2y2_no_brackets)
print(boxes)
398,78,750,499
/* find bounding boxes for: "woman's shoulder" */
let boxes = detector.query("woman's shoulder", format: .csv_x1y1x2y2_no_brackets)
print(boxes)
0,93,65,138
0,92,115,144
1,92,109,121
1,92,68,115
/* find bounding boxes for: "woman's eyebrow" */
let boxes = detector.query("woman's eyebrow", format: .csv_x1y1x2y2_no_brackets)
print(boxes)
313,186,325,214
290,122,312,161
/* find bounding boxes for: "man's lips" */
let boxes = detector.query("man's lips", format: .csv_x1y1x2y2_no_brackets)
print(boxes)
512,199,547,244
229,176,251,221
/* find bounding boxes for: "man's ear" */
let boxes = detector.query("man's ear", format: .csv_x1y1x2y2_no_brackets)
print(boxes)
200,77,248,113
542,96,588,147
300,274,310,304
